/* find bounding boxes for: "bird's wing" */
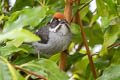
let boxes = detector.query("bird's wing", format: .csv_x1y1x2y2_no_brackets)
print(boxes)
34,26,49,44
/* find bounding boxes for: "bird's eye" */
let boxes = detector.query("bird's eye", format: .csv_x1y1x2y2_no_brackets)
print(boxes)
51,18,59,24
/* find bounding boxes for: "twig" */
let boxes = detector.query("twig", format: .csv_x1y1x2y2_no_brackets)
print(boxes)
107,43,120,50
12,65,47,80
78,0,92,11
91,53,99,56
72,0,97,79
59,0,73,71
71,0,91,22
91,43,120,57
79,13,97,80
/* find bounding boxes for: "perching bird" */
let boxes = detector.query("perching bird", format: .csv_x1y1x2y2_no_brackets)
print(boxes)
32,12,72,58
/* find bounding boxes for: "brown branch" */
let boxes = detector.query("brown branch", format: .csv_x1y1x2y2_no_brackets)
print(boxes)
59,50,68,71
107,43,120,50
78,0,92,11
71,0,91,22
91,43,120,57
78,13,97,80
12,65,47,80
59,0,73,71
72,0,97,79
64,0,73,23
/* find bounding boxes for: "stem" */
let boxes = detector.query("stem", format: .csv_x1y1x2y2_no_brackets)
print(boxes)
107,43,120,50
78,12,97,79
12,65,46,80
72,0,97,79
59,50,68,71
59,0,73,71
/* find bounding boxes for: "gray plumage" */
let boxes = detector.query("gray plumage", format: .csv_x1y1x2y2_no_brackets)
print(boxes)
32,18,72,56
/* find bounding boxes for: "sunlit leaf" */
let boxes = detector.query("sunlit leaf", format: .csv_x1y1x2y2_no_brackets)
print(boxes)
21,58,69,80
0,57,24,80
0,29,40,43
100,24,120,55
3,6,48,32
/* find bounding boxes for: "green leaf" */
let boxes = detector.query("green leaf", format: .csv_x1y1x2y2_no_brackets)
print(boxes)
0,44,28,57
97,65,120,80
70,23,82,43
21,58,69,80
0,29,40,43
89,14,99,27
49,53,60,63
11,0,34,11
67,53,86,69
110,47,120,64
85,23,103,47
0,57,24,80
80,5,89,19
94,57,110,69
96,0,109,16
100,24,120,56
101,16,118,31
3,6,48,32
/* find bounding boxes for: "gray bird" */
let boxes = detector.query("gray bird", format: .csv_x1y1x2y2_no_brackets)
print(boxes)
32,12,72,58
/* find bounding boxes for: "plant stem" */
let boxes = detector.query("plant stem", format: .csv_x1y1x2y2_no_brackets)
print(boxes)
12,65,46,80
72,0,97,79
78,11,97,79
107,43,120,50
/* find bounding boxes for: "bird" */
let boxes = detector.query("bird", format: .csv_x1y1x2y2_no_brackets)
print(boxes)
32,12,72,58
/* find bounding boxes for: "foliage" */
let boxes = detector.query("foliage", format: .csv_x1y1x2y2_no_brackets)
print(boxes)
0,0,120,80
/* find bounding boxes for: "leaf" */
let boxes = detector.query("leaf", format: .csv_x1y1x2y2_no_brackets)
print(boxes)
104,0,117,15
0,29,40,43
96,0,109,16
101,16,117,31
0,44,28,57
97,65,120,80
80,5,89,19
70,23,82,43
67,52,86,68
21,58,69,80
85,23,103,47
11,0,34,11
110,47,120,64
100,24,120,56
89,14,99,27
0,56,24,80
49,53,60,63
94,57,110,69
3,6,48,32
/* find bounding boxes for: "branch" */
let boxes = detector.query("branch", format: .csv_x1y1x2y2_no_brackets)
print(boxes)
78,0,92,11
59,0,73,71
78,12,97,80
12,65,47,80
107,43,120,50
64,0,73,23
72,0,97,79
59,50,68,71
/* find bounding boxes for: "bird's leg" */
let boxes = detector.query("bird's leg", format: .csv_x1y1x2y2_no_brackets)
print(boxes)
38,51,40,59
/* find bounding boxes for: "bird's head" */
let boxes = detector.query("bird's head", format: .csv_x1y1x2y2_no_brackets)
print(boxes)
49,12,70,33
